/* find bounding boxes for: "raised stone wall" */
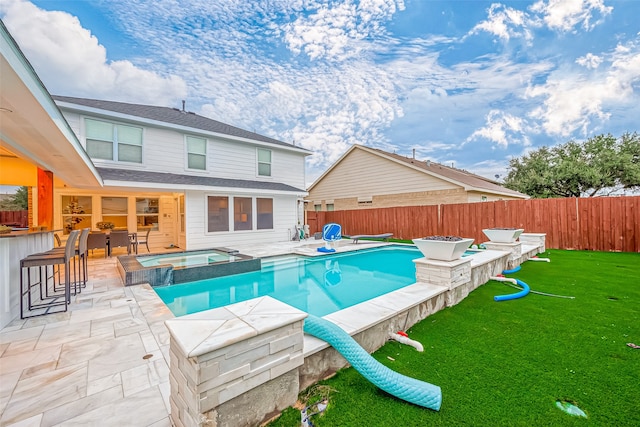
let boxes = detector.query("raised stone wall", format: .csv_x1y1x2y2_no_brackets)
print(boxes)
482,241,522,269
520,233,546,253
166,297,307,427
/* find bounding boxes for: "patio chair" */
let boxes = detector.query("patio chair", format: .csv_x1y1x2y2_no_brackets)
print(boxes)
87,232,108,258
108,230,132,256
135,228,151,253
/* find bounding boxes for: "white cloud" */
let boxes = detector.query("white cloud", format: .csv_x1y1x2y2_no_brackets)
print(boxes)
282,0,405,61
530,0,613,32
470,0,613,42
466,110,530,148
576,53,603,69
470,3,533,41
526,40,640,136
0,0,187,105
3,0,636,185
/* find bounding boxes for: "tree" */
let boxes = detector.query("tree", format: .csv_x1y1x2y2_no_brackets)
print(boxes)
503,133,640,198
0,186,28,210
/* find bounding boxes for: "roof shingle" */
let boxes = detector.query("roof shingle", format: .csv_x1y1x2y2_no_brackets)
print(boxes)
97,167,305,193
368,146,527,197
53,95,306,151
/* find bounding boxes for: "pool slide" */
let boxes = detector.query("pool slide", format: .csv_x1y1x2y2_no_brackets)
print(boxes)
303,314,442,411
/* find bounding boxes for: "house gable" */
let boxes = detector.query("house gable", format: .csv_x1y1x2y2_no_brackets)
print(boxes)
309,146,461,201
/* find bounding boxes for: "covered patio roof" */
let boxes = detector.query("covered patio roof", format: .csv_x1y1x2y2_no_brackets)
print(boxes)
0,21,101,188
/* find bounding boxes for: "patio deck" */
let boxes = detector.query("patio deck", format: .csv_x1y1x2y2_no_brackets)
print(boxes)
0,239,333,426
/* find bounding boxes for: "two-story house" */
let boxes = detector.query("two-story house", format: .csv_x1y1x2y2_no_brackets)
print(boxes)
52,96,311,250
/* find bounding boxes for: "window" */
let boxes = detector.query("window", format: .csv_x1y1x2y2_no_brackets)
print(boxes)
136,198,159,231
234,197,252,231
102,197,128,229
186,136,206,170
481,196,488,202
256,198,273,230
314,203,321,212
326,203,334,211
257,148,271,176
61,195,92,235
85,118,143,163
207,196,229,232
357,196,373,206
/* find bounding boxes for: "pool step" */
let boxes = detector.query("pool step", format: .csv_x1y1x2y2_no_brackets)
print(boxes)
262,256,302,271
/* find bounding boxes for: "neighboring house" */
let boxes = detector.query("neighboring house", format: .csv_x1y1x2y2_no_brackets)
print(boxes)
52,96,311,249
306,144,528,212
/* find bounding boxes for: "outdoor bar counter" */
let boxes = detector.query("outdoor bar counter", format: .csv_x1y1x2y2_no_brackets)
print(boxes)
0,229,58,329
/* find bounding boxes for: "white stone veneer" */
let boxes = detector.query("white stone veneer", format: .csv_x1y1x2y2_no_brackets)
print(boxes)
166,297,307,427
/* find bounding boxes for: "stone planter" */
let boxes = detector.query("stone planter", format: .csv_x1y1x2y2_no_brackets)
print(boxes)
482,228,524,243
412,237,474,261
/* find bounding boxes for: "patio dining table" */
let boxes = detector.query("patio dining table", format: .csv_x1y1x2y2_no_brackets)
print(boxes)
101,231,138,256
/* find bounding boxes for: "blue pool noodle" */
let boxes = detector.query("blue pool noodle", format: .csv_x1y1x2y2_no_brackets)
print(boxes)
303,314,442,411
494,279,530,301
502,265,521,274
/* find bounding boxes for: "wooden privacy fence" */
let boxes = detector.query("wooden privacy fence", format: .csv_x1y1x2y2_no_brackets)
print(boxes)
0,210,28,228
306,196,640,253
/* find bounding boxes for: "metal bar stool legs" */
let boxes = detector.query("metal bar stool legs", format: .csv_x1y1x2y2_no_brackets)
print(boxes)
19,230,80,319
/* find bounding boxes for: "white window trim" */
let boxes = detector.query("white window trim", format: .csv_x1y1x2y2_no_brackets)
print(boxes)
185,135,208,172
256,147,273,179
82,116,145,164
205,194,231,234
204,194,275,234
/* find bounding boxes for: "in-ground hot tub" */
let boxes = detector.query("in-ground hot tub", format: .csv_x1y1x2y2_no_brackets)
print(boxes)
117,247,260,286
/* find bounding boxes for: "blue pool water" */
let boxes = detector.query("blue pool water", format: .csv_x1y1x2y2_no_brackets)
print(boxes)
155,245,427,317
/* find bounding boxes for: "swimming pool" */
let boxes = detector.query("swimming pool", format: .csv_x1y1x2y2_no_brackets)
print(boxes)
155,245,426,317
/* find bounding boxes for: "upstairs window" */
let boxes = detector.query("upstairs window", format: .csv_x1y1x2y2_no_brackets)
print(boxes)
186,136,206,170
85,118,143,163
257,148,271,176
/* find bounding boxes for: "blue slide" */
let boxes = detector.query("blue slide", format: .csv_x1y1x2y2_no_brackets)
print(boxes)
303,314,442,411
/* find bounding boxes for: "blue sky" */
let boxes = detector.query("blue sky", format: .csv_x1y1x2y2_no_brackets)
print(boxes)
1,0,639,185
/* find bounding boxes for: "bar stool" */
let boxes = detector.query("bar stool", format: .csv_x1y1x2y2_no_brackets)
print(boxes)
48,228,89,294
19,230,79,318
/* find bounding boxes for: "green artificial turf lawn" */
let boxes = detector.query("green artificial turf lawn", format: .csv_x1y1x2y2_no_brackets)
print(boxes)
268,249,640,426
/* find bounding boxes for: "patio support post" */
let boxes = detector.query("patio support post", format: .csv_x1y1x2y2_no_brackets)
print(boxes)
37,168,53,229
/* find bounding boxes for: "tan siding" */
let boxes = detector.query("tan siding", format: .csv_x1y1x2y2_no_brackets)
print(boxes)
309,148,458,201
466,191,524,203
308,188,468,211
